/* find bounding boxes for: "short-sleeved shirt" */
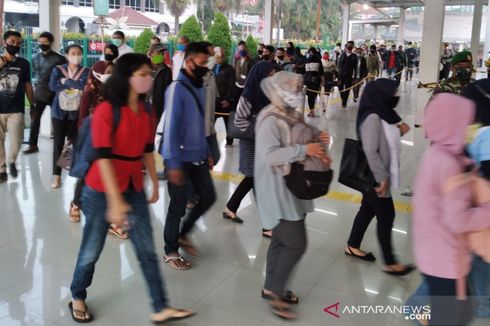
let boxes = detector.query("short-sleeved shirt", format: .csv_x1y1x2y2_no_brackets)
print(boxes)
85,101,155,193
0,56,31,114
468,127,490,166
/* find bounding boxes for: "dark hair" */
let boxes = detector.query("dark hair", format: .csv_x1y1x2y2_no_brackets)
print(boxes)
308,47,317,54
336,42,342,47
286,48,294,56
200,41,213,48
105,43,119,57
259,43,265,48
65,44,83,54
370,44,377,51
3,30,22,41
287,41,294,47
277,47,285,52
151,36,160,41
347,41,355,46
238,40,246,46
408,41,413,45
179,35,190,44
102,53,151,106
38,31,54,43
113,30,125,39
265,45,275,53
184,42,210,59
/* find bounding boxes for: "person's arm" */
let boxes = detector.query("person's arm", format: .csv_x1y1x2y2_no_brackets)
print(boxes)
162,83,184,170
25,82,34,106
143,111,159,203
49,66,65,93
63,68,88,90
360,115,390,184
224,66,236,103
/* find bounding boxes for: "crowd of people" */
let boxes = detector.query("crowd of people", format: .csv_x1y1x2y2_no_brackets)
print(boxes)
0,27,489,325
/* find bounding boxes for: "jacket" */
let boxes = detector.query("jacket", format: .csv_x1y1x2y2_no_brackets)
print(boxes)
383,51,402,70
49,64,89,121
234,57,253,88
152,63,172,122
354,55,368,79
161,72,208,169
337,52,358,78
213,62,236,112
32,50,66,103
366,52,380,75
413,94,490,280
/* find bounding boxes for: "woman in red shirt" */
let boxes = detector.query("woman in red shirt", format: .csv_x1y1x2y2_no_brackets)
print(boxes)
68,53,193,324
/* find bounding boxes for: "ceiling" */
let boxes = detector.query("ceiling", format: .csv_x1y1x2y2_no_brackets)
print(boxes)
349,0,489,8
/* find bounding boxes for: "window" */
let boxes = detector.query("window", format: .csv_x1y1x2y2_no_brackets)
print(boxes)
78,0,92,6
109,0,120,9
61,0,75,5
145,0,159,13
125,0,141,11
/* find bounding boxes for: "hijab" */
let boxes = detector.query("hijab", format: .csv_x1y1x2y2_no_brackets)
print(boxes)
356,78,402,130
462,78,490,126
242,61,276,113
260,71,304,112
86,61,111,96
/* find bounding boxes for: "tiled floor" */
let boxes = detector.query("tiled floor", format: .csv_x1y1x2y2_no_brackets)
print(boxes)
0,78,488,326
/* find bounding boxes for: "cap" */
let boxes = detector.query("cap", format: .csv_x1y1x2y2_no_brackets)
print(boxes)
451,50,472,66
149,43,165,53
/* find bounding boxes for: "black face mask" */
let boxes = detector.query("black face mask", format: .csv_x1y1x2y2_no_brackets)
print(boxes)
390,96,400,109
191,62,209,80
370,50,376,54
347,46,354,51
104,54,117,62
258,50,263,56
263,55,271,61
277,55,284,61
39,44,51,52
6,44,20,56
455,67,472,82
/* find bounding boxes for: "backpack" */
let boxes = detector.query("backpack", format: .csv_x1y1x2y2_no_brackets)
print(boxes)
57,65,86,111
258,110,333,200
70,102,152,179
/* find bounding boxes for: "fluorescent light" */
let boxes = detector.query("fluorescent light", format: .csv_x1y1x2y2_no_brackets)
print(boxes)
314,208,338,216
364,288,379,295
388,296,403,302
392,228,407,235
363,4,369,10
401,140,414,146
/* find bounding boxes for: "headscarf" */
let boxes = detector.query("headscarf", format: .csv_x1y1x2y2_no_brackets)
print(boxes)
105,44,119,59
260,71,304,112
85,61,110,96
356,78,402,130
462,78,490,126
242,61,277,112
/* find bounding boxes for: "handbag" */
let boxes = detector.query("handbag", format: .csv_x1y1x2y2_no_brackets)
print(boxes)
57,66,86,112
57,144,73,171
338,138,376,193
285,162,333,200
227,96,257,140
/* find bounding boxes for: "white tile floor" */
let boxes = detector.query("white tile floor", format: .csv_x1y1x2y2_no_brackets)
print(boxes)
0,79,488,326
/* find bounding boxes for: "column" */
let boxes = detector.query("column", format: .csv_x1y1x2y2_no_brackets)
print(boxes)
341,1,350,46
471,0,484,68
397,8,405,46
373,24,378,41
264,0,274,45
39,0,61,50
485,4,490,60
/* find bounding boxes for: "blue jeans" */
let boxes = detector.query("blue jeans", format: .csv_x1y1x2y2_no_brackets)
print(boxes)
164,162,216,254
387,67,398,80
469,255,490,318
70,185,168,312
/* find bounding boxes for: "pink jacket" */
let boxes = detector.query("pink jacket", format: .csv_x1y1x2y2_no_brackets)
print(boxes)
413,93,490,280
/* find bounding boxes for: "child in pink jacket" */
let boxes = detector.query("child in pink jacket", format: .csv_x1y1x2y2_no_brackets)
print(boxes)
413,93,490,325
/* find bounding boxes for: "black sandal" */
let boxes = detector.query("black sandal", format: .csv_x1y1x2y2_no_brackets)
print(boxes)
262,290,299,304
344,246,376,262
383,264,415,276
222,212,244,224
68,302,94,323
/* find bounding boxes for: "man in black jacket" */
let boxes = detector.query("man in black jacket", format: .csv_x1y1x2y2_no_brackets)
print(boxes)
337,41,358,108
24,32,66,154
352,47,367,102
149,43,172,122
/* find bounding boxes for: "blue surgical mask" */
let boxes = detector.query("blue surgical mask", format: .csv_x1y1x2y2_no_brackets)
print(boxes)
177,44,186,52
111,38,123,47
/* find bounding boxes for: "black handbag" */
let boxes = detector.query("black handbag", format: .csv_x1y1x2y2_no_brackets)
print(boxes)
227,110,256,140
284,162,333,200
338,138,376,193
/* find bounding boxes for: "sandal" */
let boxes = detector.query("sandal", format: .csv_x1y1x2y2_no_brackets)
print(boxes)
108,225,129,240
51,176,61,189
163,255,191,270
222,212,244,224
68,301,94,323
383,264,415,276
178,237,199,257
262,290,299,304
344,246,376,262
268,297,298,320
262,229,272,239
151,307,194,324
69,202,81,223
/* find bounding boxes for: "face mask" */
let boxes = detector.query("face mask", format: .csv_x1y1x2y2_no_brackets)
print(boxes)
129,75,153,94
263,55,271,61
278,89,304,109
277,55,284,61
207,56,216,70
39,44,51,52
104,53,117,62
239,50,247,58
389,96,400,108
191,63,209,80
347,46,354,51
151,53,164,65
67,55,82,65
111,39,123,47
176,43,186,52
92,71,111,84
455,67,472,82
258,49,263,56
370,50,376,54
6,44,20,56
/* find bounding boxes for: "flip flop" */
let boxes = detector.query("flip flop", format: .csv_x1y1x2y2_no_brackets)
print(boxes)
108,225,129,240
163,255,191,270
151,308,194,324
262,290,299,304
178,238,199,257
68,302,94,323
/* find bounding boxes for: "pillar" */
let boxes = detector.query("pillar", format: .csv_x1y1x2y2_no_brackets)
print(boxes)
373,24,378,41
341,1,350,46
39,0,61,51
471,0,484,68
264,0,274,45
485,4,490,61
397,8,405,46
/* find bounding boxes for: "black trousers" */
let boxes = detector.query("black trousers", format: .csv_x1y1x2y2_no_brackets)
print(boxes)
347,192,396,265
306,84,321,111
264,219,307,296
339,76,353,107
215,114,233,146
425,274,473,326
226,176,254,213
28,99,50,146
52,118,77,176
73,179,85,208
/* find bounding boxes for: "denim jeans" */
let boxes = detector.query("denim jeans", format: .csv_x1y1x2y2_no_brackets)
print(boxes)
387,67,398,80
469,255,490,318
164,162,216,254
70,185,168,312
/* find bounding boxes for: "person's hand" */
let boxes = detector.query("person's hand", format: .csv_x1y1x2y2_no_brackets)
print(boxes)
221,100,230,108
208,156,214,171
398,122,411,136
0,56,6,69
29,104,36,120
60,78,67,85
147,184,159,204
106,199,131,226
306,143,326,157
319,132,331,145
374,180,389,197
167,169,184,186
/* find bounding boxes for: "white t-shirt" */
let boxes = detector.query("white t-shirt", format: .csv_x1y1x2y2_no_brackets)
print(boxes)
172,52,185,81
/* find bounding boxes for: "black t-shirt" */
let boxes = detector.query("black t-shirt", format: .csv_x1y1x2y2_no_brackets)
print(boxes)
0,56,31,114
304,57,324,86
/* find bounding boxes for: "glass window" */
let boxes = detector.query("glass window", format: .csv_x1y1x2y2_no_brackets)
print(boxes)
109,0,120,9
145,0,159,13
78,0,93,6
61,0,75,5
125,0,141,11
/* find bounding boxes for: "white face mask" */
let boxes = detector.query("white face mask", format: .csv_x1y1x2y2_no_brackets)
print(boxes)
67,55,82,65
207,56,216,70
92,71,111,84
277,88,304,109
